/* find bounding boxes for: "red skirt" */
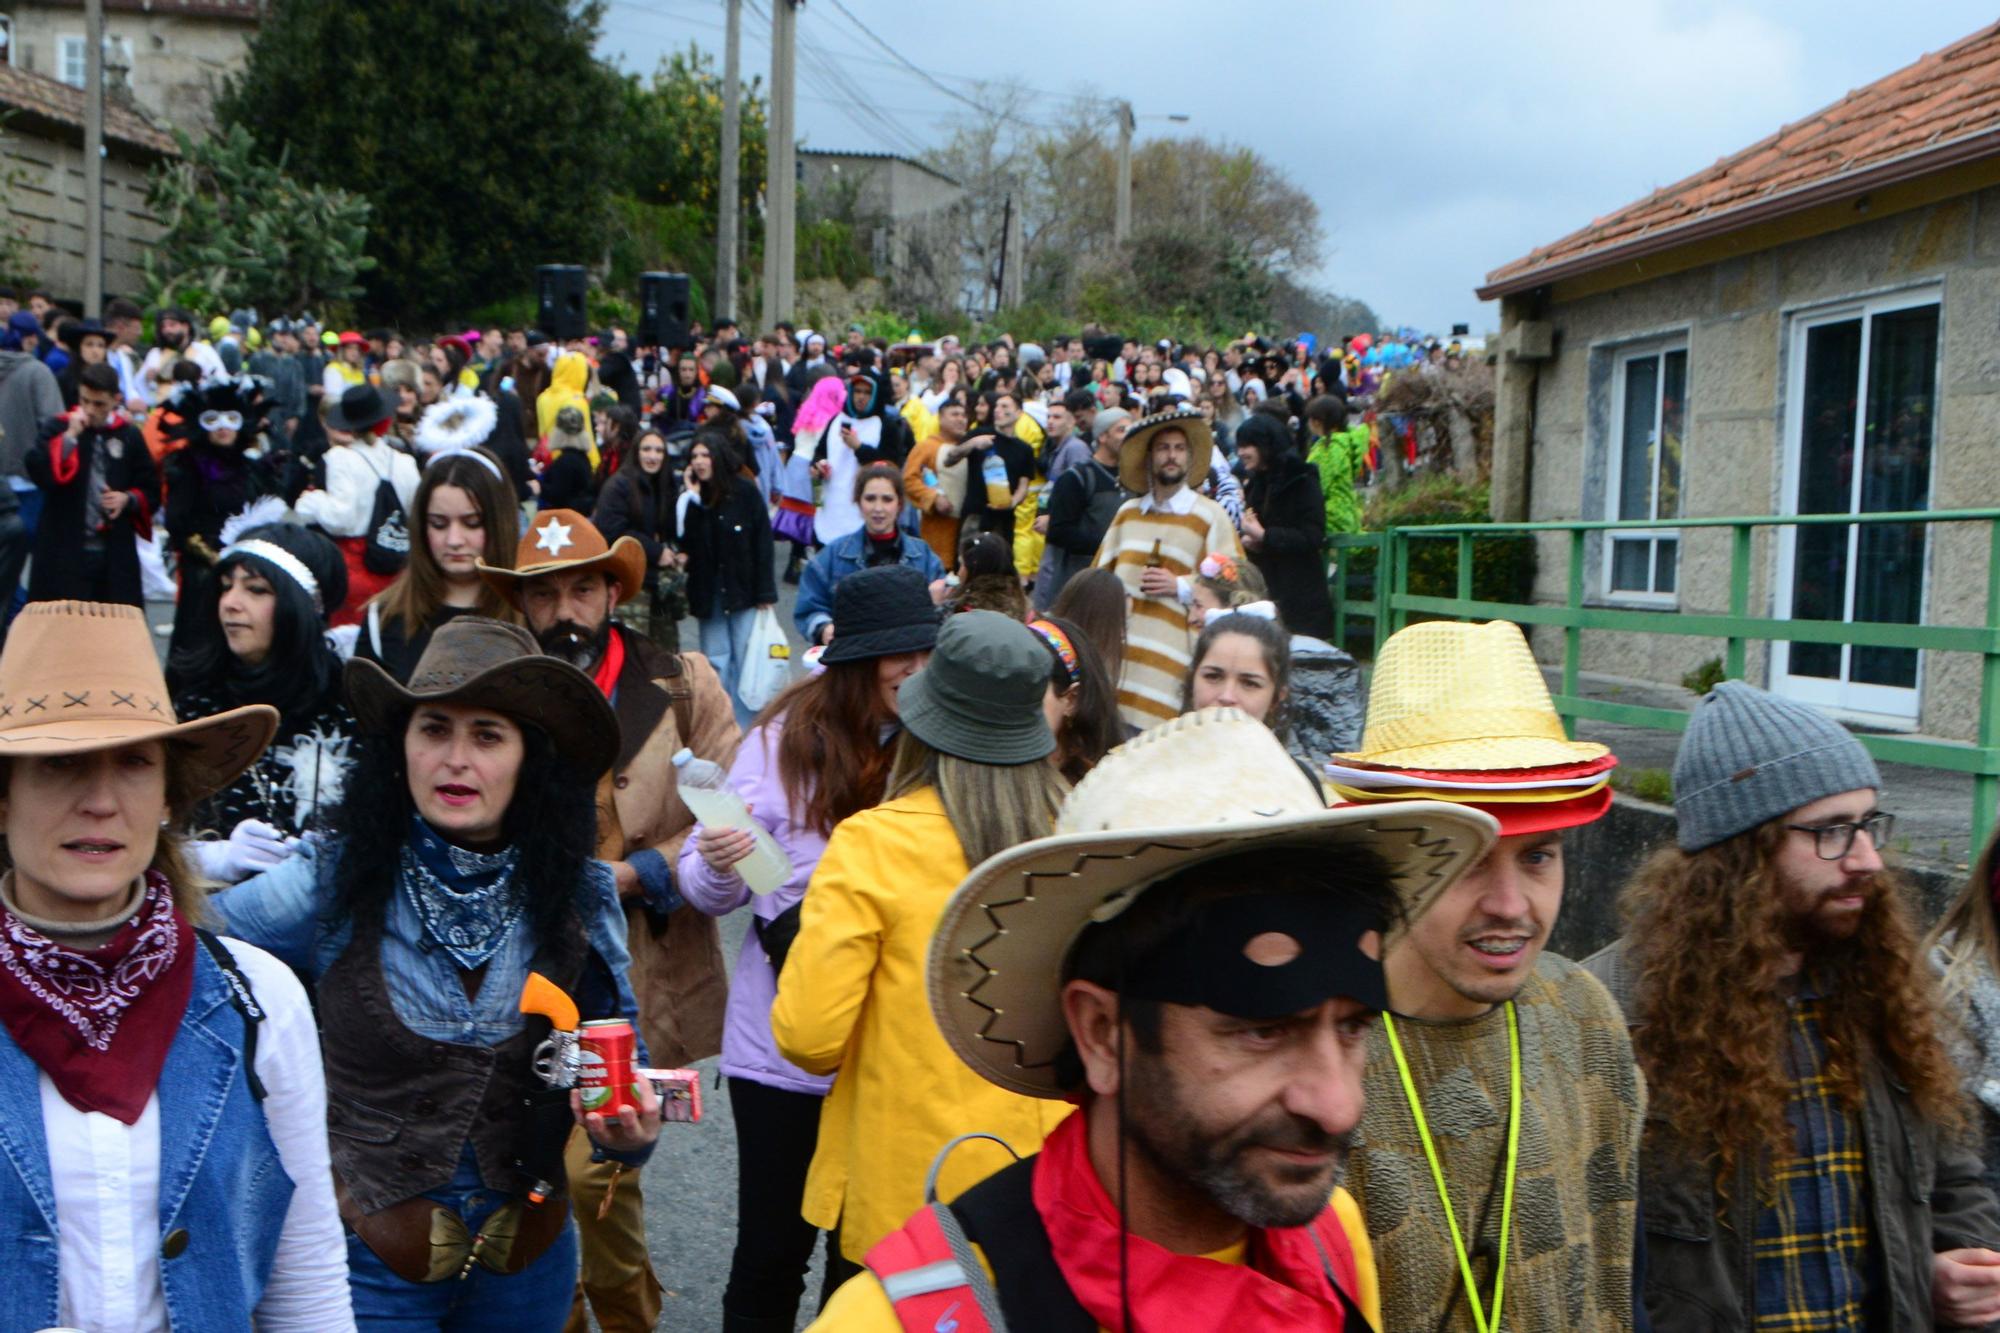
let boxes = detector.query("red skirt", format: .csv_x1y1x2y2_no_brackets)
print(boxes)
329,534,397,628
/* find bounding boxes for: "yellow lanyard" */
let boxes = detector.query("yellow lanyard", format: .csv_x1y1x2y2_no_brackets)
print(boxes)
1382,1001,1522,1333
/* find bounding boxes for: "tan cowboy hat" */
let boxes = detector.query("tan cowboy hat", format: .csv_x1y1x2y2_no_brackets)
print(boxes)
477,508,646,608
1117,404,1214,493
345,616,621,779
0,601,278,800
927,708,1498,1100
1335,619,1609,771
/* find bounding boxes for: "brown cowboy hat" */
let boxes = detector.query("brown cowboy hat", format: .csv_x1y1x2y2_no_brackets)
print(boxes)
0,601,278,801
1117,405,1214,493
344,617,621,779
476,509,646,608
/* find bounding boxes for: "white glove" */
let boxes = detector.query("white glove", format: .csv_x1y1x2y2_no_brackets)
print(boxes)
191,819,295,884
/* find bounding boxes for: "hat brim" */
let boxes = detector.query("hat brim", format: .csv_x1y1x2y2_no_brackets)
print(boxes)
477,536,648,608
898,668,1052,766
1119,412,1214,493
928,800,1500,1100
1334,734,1609,770
325,402,391,433
819,618,939,666
343,654,620,780
0,706,280,805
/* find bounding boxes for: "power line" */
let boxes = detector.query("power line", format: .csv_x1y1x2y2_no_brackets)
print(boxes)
819,0,1081,129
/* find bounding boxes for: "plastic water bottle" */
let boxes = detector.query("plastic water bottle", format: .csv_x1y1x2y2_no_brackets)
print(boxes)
672,748,791,894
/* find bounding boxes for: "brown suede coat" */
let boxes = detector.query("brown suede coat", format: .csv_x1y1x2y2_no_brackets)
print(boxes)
593,626,739,1068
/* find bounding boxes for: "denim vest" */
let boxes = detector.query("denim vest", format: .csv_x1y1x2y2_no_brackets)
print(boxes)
0,944,292,1329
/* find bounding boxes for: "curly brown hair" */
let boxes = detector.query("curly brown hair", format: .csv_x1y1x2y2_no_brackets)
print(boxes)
1621,817,1963,1187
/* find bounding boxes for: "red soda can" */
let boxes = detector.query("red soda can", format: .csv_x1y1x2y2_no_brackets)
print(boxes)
577,1019,640,1116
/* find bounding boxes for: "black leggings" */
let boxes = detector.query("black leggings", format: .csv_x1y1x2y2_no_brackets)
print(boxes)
723,1077,836,1329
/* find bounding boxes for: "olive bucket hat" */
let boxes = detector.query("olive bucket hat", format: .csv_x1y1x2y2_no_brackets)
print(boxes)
896,610,1053,765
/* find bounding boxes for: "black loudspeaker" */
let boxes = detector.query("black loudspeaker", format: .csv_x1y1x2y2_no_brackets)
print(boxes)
640,272,692,349
1083,333,1123,363
536,264,589,340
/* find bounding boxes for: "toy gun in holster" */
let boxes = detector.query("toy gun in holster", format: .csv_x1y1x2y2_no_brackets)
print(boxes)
517,972,584,1208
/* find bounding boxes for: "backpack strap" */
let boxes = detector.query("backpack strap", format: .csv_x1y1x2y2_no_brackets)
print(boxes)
194,928,266,1103
866,1206,1003,1333
949,1154,1096,1331
659,651,694,743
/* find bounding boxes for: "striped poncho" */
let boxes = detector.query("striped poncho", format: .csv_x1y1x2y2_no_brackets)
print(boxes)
1093,488,1243,729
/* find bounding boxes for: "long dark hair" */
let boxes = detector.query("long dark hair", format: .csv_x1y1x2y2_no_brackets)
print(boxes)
761,655,900,836
1035,614,1120,782
1050,567,1127,683
329,713,600,946
169,527,342,732
372,450,520,638
691,429,743,509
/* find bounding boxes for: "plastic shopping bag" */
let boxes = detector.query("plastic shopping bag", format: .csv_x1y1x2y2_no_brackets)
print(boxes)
737,606,793,713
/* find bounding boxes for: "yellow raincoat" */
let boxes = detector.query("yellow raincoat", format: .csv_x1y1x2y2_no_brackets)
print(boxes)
771,787,1071,1261
535,351,599,469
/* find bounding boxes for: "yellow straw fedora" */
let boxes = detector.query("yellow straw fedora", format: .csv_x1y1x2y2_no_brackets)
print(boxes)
0,601,278,800
1337,619,1608,771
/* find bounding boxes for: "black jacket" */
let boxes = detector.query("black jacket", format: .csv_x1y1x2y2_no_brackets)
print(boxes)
592,468,674,583
539,448,595,514
677,475,775,615
1245,454,1333,639
25,415,160,606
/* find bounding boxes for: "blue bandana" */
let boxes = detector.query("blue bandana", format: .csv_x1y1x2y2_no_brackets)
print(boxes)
400,814,525,971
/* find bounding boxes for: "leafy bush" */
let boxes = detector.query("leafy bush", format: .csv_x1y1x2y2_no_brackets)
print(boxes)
1614,768,1674,805
1681,657,1726,696
1348,475,1536,606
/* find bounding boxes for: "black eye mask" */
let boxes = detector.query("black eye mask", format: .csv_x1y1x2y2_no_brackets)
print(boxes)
1117,890,1388,1021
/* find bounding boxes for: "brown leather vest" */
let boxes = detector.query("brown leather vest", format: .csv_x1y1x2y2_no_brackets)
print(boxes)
317,905,585,1215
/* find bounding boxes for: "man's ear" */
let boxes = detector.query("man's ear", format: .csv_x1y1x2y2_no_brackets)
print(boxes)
1062,979,1125,1098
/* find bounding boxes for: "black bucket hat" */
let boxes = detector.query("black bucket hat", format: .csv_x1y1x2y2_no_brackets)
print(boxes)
326,383,391,433
820,565,940,666
897,611,1053,765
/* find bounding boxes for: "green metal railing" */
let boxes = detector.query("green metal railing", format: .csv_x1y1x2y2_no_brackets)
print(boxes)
1328,509,2000,850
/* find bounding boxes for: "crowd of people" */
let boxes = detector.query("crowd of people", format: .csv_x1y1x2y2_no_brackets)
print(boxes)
0,282,1998,1333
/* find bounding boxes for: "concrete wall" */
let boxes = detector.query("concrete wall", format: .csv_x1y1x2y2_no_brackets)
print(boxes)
1507,185,2000,742
8,5,255,132
799,154,966,310
2,127,160,301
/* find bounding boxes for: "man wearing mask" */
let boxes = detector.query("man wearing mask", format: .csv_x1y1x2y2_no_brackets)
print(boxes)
1333,619,1644,1332
482,508,738,1333
1587,683,2000,1330
817,709,1504,1329
138,306,224,400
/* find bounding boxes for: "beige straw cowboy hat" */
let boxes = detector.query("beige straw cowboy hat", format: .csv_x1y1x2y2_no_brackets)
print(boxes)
1336,619,1609,771
928,708,1498,1099
0,601,278,800
1117,405,1215,494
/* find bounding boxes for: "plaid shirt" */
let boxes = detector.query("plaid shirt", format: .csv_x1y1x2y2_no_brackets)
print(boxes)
1751,991,1876,1331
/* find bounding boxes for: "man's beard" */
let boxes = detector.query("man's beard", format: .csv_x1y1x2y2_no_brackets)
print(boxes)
161,329,188,350
1152,463,1186,488
1785,874,1882,949
1122,1043,1348,1229
537,618,611,670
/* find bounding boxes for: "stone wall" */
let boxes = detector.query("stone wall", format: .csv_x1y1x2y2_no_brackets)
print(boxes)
1508,186,2000,742
8,6,255,133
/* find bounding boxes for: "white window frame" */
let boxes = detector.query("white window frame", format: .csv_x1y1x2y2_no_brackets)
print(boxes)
1601,335,1689,606
0,16,15,69
57,34,85,87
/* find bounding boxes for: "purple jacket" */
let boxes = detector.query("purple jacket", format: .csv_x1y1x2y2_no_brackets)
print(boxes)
676,716,835,1096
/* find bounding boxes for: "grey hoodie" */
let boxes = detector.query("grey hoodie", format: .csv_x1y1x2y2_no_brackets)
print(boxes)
0,350,60,508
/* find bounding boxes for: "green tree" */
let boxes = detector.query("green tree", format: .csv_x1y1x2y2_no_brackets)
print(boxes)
140,125,373,313
216,0,618,323
611,46,766,216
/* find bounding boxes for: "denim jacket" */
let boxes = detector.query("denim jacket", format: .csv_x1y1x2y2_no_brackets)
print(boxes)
214,839,654,1166
0,943,293,1330
792,528,945,644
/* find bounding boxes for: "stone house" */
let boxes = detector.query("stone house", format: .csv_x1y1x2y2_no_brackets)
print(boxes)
797,148,966,310
2,0,262,133
1480,21,2000,742
1,59,175,300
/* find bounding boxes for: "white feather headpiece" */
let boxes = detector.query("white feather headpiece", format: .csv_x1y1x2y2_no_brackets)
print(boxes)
414,395,498,457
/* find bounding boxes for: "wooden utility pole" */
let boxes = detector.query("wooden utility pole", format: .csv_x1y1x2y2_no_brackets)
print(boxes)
716,0,741,323
1113,99,1134,244
761,0,798,328
82,0,104,314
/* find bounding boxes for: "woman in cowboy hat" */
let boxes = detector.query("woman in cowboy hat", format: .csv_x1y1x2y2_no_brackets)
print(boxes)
0,600,353,1330
172,522,356,869
354,442,522,682
212,618,663,1330
680,563,939,1333
770,610,1072,1291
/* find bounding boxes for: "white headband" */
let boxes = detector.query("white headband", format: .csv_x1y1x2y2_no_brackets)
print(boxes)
221,538,322,613
425,446,506,483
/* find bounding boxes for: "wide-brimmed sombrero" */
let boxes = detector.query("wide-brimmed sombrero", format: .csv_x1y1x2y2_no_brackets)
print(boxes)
928,708,1497,1100
0,601,278,801
1117,405,1215,494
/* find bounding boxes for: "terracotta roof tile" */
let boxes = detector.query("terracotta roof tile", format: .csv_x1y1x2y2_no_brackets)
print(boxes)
1484,21,2000,295
0,63,178,156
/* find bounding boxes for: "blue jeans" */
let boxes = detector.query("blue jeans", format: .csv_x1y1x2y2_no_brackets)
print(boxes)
699,593,761,729
346,1155,580,1332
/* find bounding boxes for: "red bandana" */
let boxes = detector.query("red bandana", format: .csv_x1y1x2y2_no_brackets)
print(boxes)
591,624,627,699
0,872,195,1124
1030,1111,1358,1332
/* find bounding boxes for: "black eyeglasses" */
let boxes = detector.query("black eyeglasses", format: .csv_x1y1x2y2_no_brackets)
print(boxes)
1785,811,1895,861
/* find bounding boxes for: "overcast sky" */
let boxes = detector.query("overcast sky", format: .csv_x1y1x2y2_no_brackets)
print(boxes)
598,0,2000,335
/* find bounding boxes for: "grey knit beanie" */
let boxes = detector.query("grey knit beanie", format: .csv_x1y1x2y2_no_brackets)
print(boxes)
1093,406,1130,438
1672,681,1882,852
